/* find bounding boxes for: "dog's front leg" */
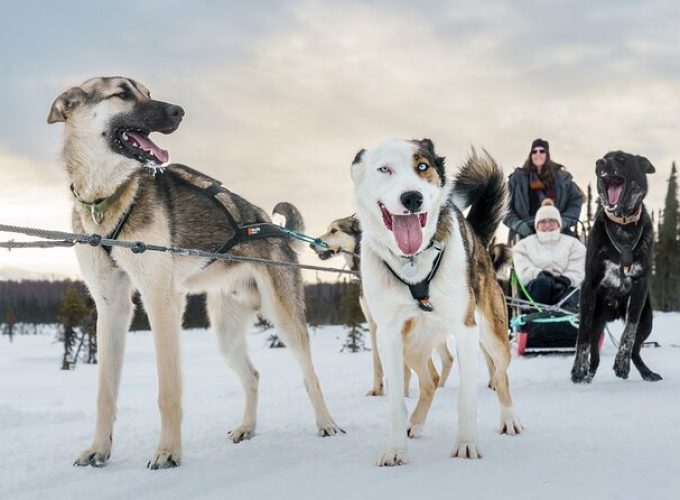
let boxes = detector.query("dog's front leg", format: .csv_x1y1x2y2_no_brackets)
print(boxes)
613,284,647,380
74,270,133,467
571,283,597,384
141,286,186,469
376,321,409,466
451,322,481,459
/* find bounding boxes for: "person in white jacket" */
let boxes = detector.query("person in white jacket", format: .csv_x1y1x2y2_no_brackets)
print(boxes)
512,199,586,308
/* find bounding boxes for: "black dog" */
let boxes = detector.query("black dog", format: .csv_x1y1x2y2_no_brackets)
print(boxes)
571,151,661,383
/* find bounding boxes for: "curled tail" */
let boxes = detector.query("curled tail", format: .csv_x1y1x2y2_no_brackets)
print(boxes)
451,148,507,247
273,202,305,252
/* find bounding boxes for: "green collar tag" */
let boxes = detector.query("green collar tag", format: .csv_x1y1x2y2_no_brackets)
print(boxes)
70,182,128,225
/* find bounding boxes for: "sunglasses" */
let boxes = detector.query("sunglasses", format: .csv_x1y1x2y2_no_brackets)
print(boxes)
532,148,546,155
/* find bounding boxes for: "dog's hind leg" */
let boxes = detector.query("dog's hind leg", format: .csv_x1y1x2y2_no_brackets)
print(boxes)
207,291,260,442
436,342,454,388
140,284,186,470
481,343,495,389
405,342,438,438
74,265,133,468
257,267,343,437
361,297,384,396
631,297,662,381
478,309,523,436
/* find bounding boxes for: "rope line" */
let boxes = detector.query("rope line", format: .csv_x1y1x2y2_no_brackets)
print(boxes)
0,223,359,277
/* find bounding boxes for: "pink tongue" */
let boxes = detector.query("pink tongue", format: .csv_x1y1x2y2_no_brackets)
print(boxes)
392,214,423,255
126,131,169,163
607,184,623,206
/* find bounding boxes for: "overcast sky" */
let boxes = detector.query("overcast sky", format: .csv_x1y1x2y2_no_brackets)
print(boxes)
1,0,680,279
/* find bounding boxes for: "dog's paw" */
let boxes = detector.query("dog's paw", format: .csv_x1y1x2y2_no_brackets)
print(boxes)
365,386,384,397
74,446,110,468
147,449,181,470
500,417,524,436
571,349,591,383
317,420,346,437
641,371,663,382
613,357,630,380
376,448,409,466
228,425,255,444
451,442,483,459
407,423,423,439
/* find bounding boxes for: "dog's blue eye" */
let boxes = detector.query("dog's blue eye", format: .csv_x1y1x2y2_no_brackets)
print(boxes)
418,163,429,172
378,166,392,174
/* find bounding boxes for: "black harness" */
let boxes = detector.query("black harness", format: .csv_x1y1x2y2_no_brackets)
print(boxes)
604,218,644,274
384,245,445,312
101,166,290,259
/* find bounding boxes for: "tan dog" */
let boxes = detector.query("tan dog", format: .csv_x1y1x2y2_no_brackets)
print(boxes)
48,76,342,469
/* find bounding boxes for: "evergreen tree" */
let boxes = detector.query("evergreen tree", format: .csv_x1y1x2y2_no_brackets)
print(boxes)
654,162,680,311
339,279,368,353
586,183,594,233
58,283,89,370
3,306,17,343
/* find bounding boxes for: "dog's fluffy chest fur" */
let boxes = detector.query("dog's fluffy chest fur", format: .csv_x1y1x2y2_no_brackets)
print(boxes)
361,217,469,339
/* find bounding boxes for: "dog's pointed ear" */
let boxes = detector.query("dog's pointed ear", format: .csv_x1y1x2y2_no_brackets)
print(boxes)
637,155,655,174
418,138,445,171
350,214,361,234
352,148,365,165
47,87,87,124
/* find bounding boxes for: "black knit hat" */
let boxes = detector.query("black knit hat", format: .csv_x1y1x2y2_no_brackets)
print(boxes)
531,138,549,152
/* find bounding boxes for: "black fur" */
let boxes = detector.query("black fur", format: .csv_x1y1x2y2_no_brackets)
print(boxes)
413,138,446,185
571,151,661,383
452,150,507,247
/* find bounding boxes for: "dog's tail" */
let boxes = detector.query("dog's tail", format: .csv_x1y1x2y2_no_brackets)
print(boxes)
451,148,507,247
273,202,305,252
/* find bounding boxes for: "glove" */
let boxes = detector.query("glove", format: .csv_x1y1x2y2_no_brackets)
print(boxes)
516,220,533,238
538,270,555,280
554,275,571,288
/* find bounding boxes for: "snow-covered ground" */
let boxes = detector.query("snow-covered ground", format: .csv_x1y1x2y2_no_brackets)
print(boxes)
1,314,679,500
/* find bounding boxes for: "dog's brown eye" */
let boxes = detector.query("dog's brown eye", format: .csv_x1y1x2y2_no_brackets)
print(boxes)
330,229,337,234
113,90,131,100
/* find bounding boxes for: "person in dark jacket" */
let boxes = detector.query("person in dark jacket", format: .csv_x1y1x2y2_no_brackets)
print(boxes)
503,138,584,239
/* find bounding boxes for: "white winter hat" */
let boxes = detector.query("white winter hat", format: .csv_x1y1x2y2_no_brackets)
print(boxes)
534,199,562,230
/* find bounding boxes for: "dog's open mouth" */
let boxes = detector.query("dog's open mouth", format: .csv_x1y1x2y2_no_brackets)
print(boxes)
313,247,336,260
379,202,427,256
602,175,625,208
116,129,169,165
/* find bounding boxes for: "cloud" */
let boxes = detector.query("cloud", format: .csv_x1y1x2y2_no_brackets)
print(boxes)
2,0,680,280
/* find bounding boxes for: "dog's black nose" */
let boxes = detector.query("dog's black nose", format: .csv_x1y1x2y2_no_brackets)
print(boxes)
168,105,185,120
400,191,423,213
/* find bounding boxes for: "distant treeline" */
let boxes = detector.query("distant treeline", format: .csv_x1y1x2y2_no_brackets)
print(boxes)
0,278,361,330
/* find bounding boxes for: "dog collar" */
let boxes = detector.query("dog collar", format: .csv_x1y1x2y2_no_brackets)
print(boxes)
604,217,644,274
384,244,445,312
70,181,129,225
604,206,642,225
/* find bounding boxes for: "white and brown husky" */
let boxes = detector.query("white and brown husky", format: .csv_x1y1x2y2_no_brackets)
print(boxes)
351,138,522,466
